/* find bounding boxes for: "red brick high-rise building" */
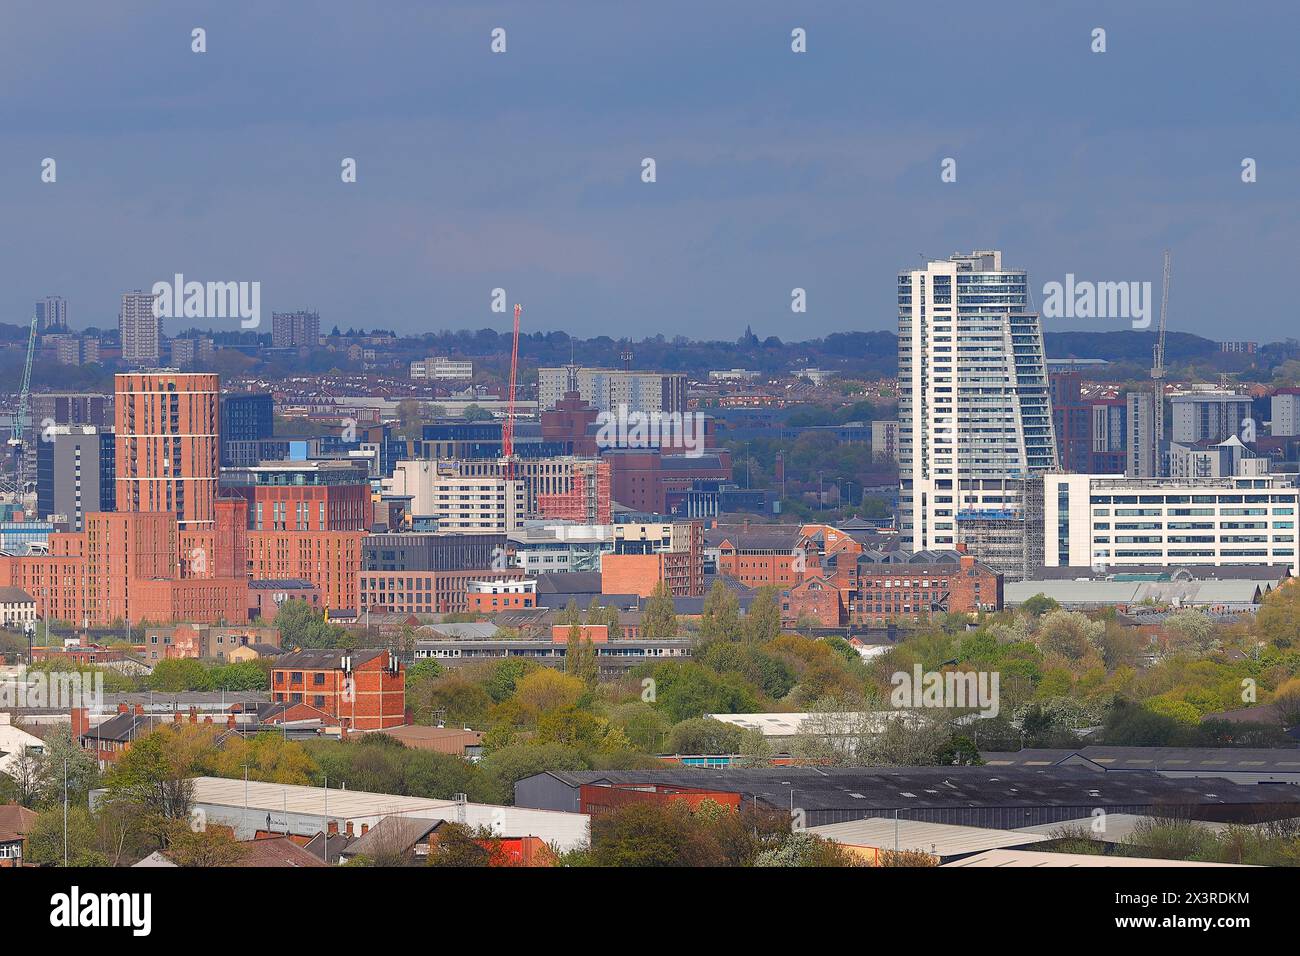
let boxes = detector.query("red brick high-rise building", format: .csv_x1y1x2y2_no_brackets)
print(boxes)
115,371,220,531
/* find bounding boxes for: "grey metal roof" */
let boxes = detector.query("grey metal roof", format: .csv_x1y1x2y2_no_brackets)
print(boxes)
527,766,1300,814
416,622,500,640
1005,579,1269,606
982,747,1300,773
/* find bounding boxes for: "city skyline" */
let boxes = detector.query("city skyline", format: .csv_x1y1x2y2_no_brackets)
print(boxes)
4,1,1298,340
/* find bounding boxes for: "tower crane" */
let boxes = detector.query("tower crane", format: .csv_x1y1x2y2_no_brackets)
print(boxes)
1151,250,1172,446
502,303,521,480
6,311,38,494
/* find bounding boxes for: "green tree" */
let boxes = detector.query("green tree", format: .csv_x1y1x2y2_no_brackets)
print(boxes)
275,599,348,649
667,717,744,755
1019,594,1060,618
102,725,216,848
147,658,214,692
25,805,105,867
478,742,588,804
743,587,782,643
163,823,248,867
699,580,741,644
641,581,678,641
36,724,100,809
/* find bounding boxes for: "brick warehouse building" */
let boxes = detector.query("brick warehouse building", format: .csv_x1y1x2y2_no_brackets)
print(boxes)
271,649,406,730
824,548,1003,627
710,524,814,589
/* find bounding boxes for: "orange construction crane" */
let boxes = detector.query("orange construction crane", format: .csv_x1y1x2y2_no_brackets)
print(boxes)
503,303,522,479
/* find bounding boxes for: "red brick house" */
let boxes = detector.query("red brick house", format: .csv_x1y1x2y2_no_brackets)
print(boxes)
0,804,37,867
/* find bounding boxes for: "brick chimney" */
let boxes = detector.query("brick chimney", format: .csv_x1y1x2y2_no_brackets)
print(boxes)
70,707,90,740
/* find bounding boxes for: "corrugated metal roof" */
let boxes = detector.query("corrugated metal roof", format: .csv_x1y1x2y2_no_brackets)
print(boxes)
983,747,1300,772
1006,579,1268,606
531,767,1300,813
808,817,1050,857
1013,813,1236,843
187,776,589,850
942,848,1249,867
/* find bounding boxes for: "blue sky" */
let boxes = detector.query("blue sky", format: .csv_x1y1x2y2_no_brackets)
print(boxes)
2,0,1297,342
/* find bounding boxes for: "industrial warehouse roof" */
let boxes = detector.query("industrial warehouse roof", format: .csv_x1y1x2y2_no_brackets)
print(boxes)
529,767,1300,814
186,777,590,850
982,747,1300,773
807,818,1051,858
941,849,1248,868
1031,564,1290,583
1012,813,1241,844
1005,578,1269,607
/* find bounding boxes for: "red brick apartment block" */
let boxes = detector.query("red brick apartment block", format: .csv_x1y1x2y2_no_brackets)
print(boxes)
247,530,366,613
115,371,220,530
271,649,406,730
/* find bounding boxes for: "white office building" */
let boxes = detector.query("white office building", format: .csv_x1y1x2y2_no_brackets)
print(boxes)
1039,473,1299,574
410,357,474,381
384,460,524,534
537,366,687,415
898,250,1056,551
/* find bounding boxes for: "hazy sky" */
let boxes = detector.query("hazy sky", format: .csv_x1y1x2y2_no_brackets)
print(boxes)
3,0,1297,342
